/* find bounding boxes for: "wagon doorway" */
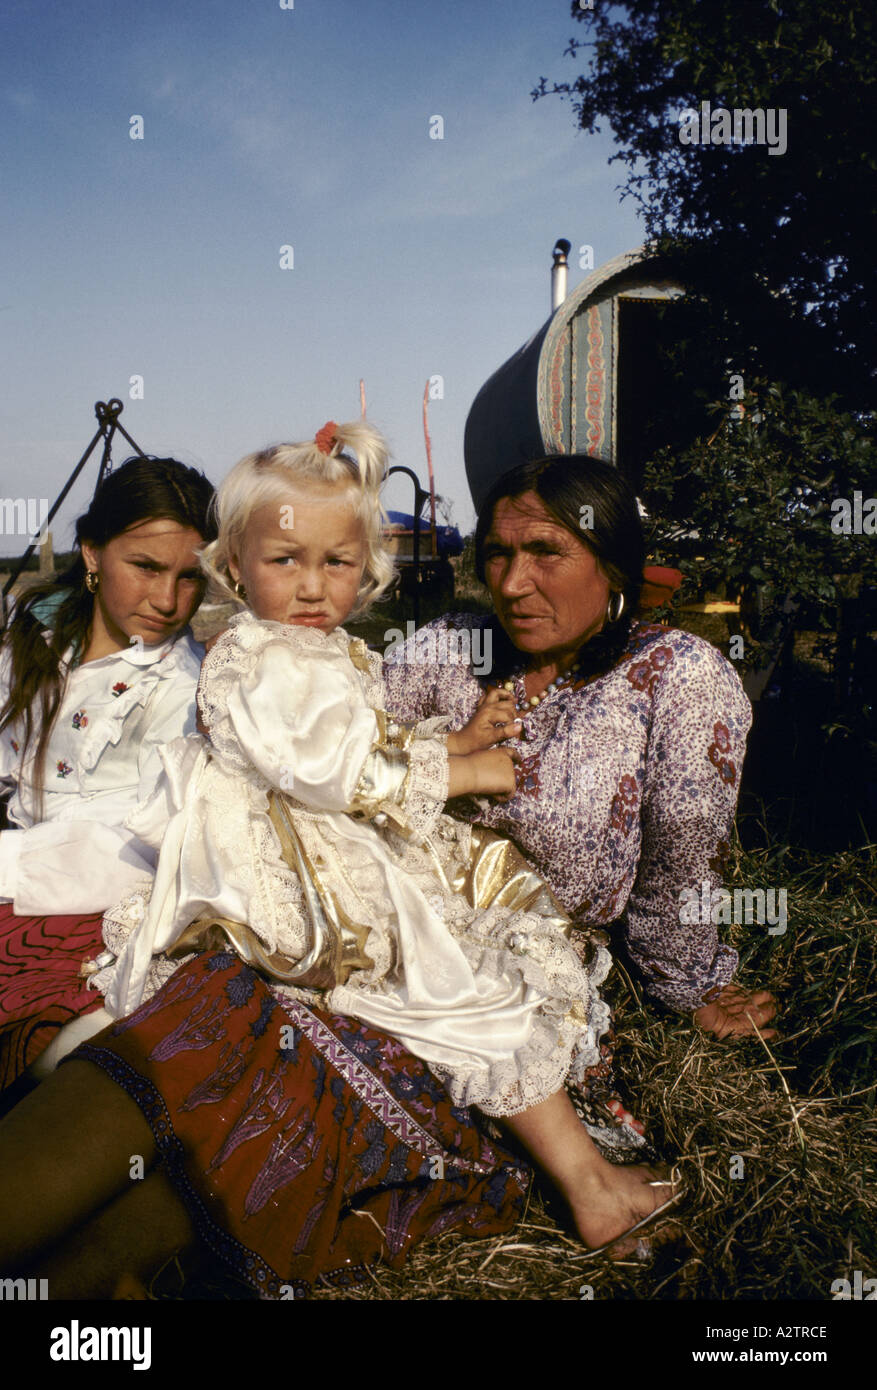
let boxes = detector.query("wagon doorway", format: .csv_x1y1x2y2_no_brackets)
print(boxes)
615,295,716,494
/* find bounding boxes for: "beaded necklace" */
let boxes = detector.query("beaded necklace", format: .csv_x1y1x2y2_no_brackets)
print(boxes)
502,660,583,713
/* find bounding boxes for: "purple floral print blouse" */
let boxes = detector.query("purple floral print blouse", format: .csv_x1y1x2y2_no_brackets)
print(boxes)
383,614,752,1013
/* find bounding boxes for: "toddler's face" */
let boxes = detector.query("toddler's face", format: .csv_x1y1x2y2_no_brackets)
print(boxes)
230,487,366,634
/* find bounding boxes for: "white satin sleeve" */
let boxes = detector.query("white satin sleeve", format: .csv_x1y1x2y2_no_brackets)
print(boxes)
220,640,384,813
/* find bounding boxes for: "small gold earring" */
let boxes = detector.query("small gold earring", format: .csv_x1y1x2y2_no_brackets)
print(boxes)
85,570,99,594
233,581,246,600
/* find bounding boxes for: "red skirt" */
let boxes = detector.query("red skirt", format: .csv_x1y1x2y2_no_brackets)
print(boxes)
0,902,106,1089
67,950,530,1296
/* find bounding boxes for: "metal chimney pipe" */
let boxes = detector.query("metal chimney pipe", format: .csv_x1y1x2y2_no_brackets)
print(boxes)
551,238,571,313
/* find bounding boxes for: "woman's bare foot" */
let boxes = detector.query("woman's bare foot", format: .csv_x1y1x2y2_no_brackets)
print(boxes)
567,1160,683,1254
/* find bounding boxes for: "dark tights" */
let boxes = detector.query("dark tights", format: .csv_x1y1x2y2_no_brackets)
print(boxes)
0,1061,194,1298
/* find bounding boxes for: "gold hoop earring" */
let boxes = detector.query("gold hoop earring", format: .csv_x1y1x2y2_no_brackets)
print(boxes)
233,581,246,600
607,591,625,623
85,570,99,594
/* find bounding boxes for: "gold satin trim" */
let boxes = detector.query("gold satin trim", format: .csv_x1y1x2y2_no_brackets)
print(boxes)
349,746,411,830
168,914,334,985
346,636,374,678
169,791,375,989
429,825,572,939
372,704,416,752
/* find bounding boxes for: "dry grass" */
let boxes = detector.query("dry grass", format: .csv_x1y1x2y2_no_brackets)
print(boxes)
305,853,876,1300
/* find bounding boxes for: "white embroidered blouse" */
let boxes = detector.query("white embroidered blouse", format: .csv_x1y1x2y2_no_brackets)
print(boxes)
0,630,204,915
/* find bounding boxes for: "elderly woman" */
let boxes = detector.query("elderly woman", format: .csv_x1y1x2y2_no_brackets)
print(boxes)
383,455,777,1045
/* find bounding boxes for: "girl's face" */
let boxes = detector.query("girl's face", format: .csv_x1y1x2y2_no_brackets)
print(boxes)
80,519,206,662
229,486,366,634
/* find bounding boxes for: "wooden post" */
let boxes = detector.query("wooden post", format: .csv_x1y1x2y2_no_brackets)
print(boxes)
38,529,54,580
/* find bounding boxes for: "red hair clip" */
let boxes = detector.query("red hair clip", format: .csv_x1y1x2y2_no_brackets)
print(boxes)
315,421,339,455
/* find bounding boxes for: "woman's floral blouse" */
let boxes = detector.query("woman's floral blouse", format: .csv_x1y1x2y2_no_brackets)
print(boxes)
383,615,752,1012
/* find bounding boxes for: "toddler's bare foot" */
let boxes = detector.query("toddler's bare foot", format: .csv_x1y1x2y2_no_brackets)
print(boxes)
567,1161,683,1255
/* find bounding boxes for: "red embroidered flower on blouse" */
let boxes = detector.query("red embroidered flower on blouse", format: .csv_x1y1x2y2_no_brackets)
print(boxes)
56,759,73,779
513,753,542,798
112,682,129,698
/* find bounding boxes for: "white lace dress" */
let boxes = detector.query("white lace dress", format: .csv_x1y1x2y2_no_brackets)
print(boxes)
97,612,613,1118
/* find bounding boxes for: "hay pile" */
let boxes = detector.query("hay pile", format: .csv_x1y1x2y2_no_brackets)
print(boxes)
305,838,876,1301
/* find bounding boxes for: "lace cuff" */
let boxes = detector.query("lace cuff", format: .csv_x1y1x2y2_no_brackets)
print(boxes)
348,708,451,841
397,735,449,843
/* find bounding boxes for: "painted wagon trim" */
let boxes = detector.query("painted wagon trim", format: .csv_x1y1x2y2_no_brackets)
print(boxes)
537,246,686,460
465,246,686,512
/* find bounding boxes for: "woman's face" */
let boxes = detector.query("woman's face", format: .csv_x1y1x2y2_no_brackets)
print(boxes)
228,486,366,635
80,519,206,659
482,492,612,664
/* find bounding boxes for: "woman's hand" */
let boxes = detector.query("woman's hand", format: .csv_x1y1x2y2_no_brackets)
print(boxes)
447,747,518,799
447,687,522,756
694,983,778,1040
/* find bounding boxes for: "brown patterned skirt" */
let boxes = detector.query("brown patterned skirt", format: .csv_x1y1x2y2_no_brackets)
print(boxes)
66,949,530,1297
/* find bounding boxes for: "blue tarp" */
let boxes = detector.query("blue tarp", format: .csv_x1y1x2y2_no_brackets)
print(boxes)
384,511,464,557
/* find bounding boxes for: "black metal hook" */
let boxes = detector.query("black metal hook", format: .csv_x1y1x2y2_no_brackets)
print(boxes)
95,399,124,428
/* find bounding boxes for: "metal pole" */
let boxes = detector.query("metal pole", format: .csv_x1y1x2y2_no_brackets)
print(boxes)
422,381,438,558
387,464,430,629
551,238,571,313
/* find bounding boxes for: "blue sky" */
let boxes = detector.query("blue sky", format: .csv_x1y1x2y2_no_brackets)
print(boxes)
0,0,642,556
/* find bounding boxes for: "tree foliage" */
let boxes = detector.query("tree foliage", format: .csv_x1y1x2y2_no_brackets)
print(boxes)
642,383,877,655
534,1,877,407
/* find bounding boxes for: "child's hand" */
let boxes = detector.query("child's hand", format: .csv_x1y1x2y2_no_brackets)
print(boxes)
447,687,521,755
447,746,519,800
469,747,519,798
